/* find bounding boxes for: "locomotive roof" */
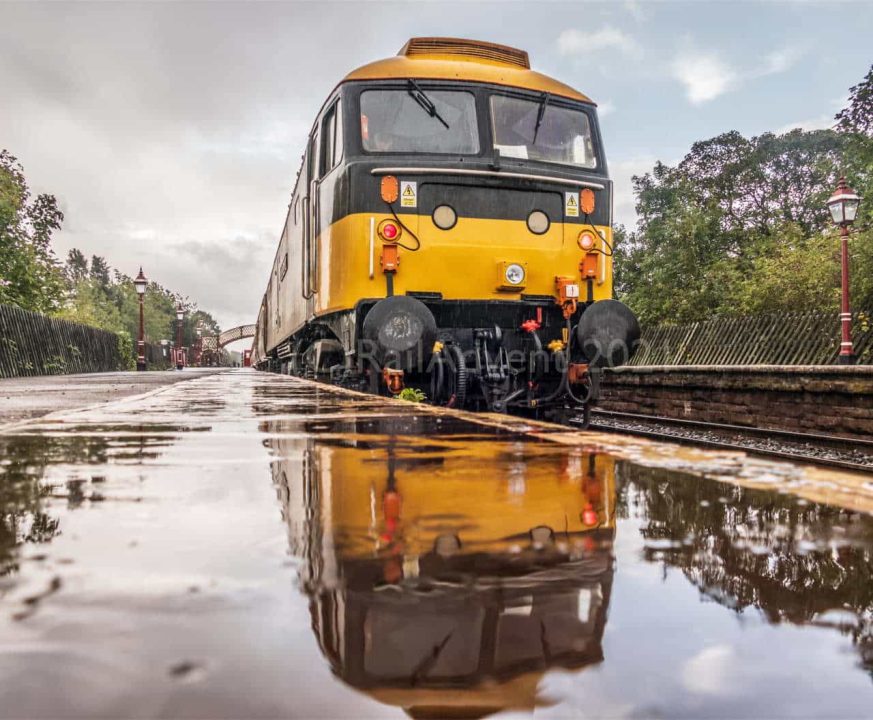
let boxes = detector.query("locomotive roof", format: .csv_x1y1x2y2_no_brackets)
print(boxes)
343,37,594,105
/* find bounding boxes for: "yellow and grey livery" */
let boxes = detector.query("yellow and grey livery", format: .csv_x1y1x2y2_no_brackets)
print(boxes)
253,37,639,420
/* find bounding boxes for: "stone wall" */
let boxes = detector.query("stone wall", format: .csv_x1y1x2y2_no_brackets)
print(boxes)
599,365,873,439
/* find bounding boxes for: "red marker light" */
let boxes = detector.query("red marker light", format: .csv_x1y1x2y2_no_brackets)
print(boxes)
582,503,598,527
378,220,401,241
578,232,596,251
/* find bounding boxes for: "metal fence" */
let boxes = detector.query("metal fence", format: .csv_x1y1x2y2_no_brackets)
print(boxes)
0,303,174,378
0,303,125,378
630,309,873,366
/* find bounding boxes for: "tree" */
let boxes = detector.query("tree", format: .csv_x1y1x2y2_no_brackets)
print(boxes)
835,65,873,137
66,249,88,283
833,64,873,315
89,255,111,290
616,121,855,324
0,150,65,313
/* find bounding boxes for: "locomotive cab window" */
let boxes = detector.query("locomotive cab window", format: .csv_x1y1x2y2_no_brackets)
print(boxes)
490,94,597,169
320,101,343,175
360,88,479,154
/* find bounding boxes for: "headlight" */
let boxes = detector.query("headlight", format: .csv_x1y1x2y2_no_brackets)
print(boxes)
505,263,525,285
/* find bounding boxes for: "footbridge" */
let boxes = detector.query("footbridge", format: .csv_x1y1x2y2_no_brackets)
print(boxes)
201,324,256,351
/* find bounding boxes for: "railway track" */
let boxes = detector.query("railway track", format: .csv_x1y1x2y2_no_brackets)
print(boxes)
574,410,873,474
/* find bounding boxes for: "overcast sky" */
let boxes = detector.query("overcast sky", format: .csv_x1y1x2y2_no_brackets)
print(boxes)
2,1,871,335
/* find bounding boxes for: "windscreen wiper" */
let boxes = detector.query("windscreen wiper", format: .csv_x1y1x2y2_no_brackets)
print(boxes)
407,79,450,129
532,92,550,143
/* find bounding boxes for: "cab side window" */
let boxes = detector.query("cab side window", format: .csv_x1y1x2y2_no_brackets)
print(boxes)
307,134,317,183
320,100,343,176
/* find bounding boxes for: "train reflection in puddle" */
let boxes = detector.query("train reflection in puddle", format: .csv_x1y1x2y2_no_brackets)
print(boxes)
267,415,615,716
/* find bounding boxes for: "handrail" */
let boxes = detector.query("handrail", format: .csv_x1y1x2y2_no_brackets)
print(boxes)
370,166,605,190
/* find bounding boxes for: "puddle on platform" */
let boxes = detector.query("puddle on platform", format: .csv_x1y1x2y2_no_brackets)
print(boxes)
0,370,871,718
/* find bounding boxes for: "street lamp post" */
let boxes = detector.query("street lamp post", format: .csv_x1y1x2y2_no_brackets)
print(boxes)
175,304,185,370
134,268,148,371
195,327,203,367
826,177,862,365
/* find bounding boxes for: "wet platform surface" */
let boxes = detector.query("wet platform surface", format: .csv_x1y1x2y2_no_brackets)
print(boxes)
0,368,226,426
0,369,871,718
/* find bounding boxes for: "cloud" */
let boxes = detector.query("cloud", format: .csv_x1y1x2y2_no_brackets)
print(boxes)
758,46,803,77
557,26,638,57
597,100,616,117
623,0,647,21
672,54,738,104
609,155,659,229
682,645,736,695
671,45,804,105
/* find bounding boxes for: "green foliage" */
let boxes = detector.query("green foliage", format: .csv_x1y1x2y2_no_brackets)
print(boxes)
89,255,111,290
55,277,126,332
616,65,873,325
398,387,426,403
44,355,67,374
0,150,65,313
66,249,88,282
836,67,873,314
836,66,873,137
116,331,135,371
59,257,223,351
733,224,840,314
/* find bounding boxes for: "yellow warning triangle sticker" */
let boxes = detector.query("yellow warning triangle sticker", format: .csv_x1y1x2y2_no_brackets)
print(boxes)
403,185,414,196
567,195,577,206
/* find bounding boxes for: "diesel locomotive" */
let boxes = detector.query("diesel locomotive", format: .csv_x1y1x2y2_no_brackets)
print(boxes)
252,37,639,420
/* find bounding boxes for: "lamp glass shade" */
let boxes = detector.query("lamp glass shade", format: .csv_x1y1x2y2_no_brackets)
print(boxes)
176,310,184,320
133,268,147,295
827,179,861,226
844,197,860,223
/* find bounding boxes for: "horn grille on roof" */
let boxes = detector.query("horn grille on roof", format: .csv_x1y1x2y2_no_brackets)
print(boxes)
399,37,530,69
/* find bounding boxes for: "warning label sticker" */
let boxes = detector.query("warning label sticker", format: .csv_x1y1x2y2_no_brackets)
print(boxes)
565,191,579,217
400,180,417,208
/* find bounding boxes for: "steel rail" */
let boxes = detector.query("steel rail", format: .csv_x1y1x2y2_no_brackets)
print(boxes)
588,409,873,451
573,410,873,474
